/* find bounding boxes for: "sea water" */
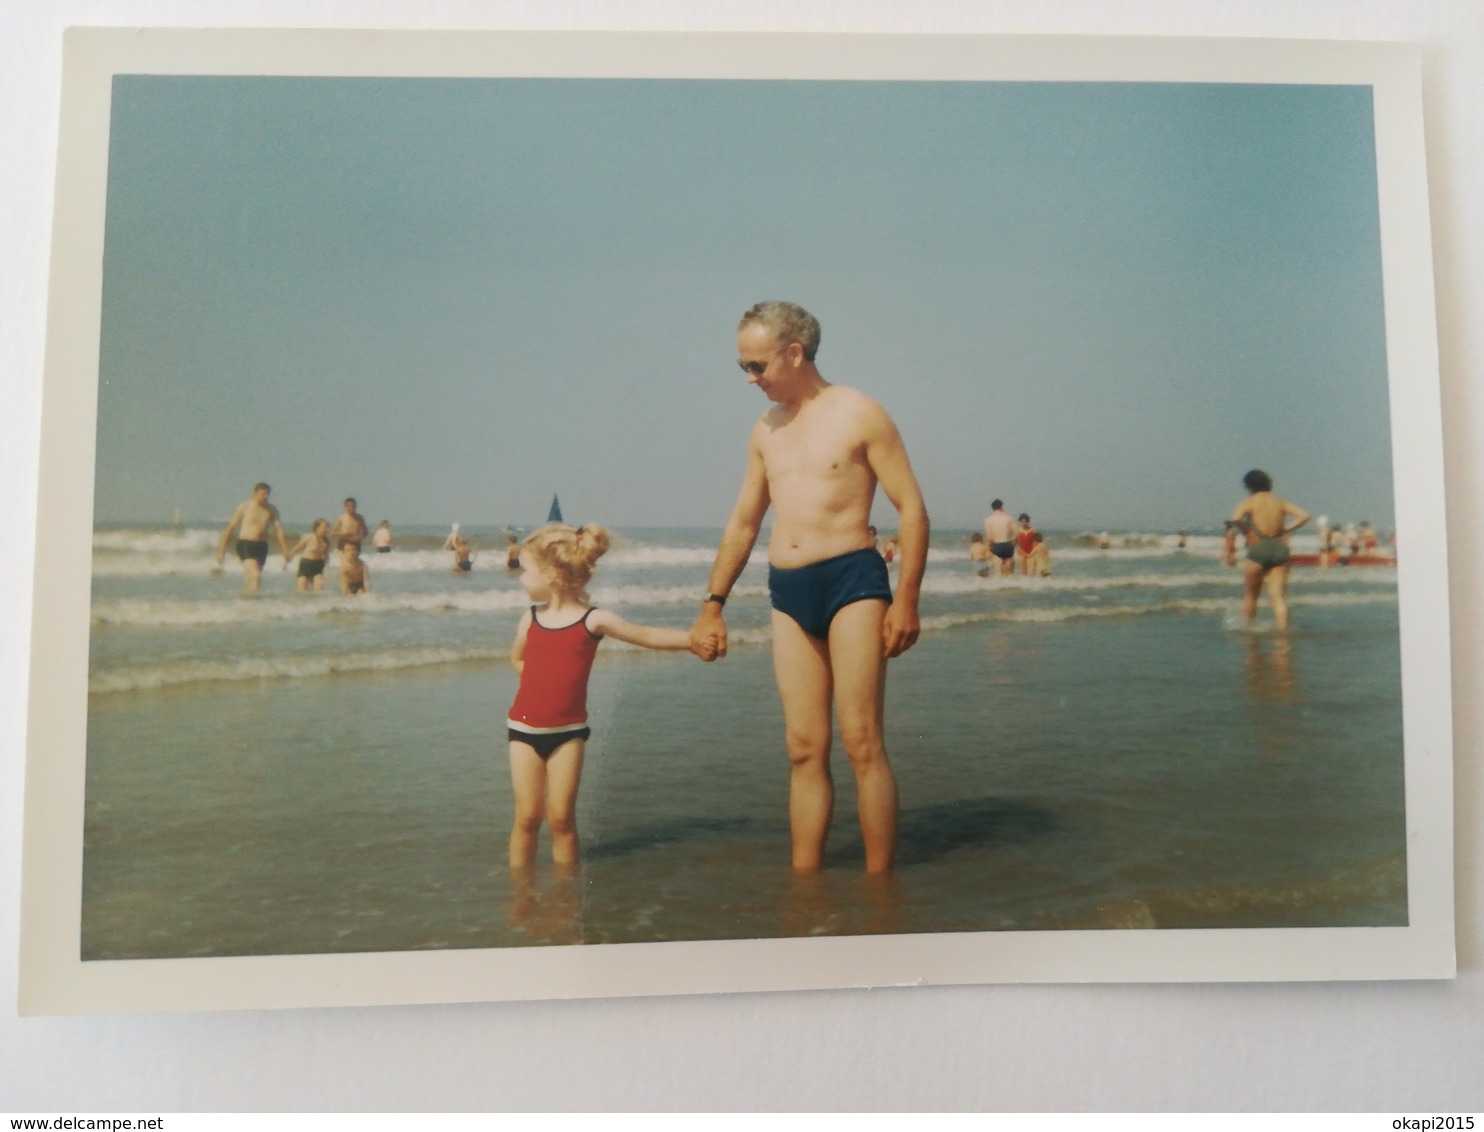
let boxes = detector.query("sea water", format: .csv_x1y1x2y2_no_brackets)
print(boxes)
81,525,1406,958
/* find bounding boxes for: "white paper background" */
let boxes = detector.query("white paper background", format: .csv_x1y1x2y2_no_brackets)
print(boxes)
2,0,1479,1113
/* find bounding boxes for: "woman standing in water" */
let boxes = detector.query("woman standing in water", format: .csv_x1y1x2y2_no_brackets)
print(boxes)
1229,468,1310,629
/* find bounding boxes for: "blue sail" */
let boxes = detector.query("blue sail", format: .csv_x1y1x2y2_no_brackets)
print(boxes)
547,494,563,523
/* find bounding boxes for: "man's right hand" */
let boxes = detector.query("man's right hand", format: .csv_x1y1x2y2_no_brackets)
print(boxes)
690,605,728,662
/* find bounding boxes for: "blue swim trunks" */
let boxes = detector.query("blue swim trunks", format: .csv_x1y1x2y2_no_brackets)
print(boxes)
768,546,894,641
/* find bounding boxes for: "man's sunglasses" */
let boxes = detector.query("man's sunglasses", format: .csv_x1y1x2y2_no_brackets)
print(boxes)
737,344,792,376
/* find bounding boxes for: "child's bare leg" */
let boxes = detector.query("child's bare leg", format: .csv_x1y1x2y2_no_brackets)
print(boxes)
508,741,547,869
1264,564,1292,629
543,738,586,866
771,611,835,871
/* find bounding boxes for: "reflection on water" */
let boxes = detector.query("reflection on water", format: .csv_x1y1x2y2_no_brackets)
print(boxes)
505,864,584,946
1244,634,1297,705
830,797,1055,867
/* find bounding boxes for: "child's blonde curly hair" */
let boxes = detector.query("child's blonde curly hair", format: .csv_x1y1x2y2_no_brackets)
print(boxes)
521,523,611,597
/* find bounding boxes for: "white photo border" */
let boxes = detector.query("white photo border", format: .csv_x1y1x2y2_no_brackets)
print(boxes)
19,28,1455,1015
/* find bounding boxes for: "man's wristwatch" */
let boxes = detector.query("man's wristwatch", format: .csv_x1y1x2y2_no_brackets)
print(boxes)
703,592,728,607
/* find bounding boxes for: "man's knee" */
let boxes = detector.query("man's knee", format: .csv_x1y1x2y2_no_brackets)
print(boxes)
513,808,544,835
838,716,886,766
784,726,831,768
546,811,576,838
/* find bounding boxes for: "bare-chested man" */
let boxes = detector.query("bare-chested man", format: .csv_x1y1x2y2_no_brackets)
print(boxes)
1229,468,1310,629
983,499,1016,577
689,301,928,875
330,497,369,564
215,482,290,592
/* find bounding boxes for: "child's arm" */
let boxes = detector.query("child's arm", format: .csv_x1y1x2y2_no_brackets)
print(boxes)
587,609,693,651
511,609,532,674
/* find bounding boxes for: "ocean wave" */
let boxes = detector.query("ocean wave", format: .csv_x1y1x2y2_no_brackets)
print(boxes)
89,583,775,628
89,565,1390,627
89,647,509,695
93,528,219,554
90,589,532,627
918,590,1396,633
91,547,476,578
603,546,765,568
919,569,1393,595
89,588,1399,691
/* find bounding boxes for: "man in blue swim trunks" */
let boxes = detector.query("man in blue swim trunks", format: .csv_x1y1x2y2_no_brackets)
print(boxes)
689,301,929,875
983,498,1016,577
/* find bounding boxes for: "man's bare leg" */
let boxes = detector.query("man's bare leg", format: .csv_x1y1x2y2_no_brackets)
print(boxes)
770,610,834,871
242,558,263,593
828,600,898,874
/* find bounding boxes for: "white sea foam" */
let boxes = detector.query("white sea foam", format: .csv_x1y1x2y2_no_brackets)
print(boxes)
92,528,219,554
88,581,769,628
920,569,1393,596
90,588,535,627
917,590,1396,634
89,647,510,695
587,583,769,608
604,546,767,568
89,563,1390,627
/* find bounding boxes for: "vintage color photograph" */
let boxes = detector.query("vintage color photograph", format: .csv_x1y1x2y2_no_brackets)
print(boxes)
22,30,1453,1013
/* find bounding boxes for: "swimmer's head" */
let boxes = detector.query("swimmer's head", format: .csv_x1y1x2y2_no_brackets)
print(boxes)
344,498,357,508
1018,513,1031,524
253,482,271,499
1243,469,1273,493
970,533,984,543
991,499,1003,511
522,523,611,597
312,519,329,535
739,301,821,362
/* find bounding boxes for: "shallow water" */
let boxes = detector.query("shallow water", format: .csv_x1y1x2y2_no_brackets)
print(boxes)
82,525,1406,958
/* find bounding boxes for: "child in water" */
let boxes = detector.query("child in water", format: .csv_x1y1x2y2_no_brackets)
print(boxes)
968,532,990,577
285,519,330,592
507,523,704,868
1029,531,1052,577
450,534,475,575
339,541,370,595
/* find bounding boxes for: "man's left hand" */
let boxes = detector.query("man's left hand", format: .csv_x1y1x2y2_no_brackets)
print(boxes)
882,602,920,659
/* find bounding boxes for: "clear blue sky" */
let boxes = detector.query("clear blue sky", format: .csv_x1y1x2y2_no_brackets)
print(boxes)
94,76,1392,531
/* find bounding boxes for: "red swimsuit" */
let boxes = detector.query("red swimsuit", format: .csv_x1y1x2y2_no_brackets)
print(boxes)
508,607,602,735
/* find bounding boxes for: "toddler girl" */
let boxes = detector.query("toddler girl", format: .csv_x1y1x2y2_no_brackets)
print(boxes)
507,523,698,868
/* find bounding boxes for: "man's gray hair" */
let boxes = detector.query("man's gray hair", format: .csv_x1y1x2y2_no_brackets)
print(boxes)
740,301,822,362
